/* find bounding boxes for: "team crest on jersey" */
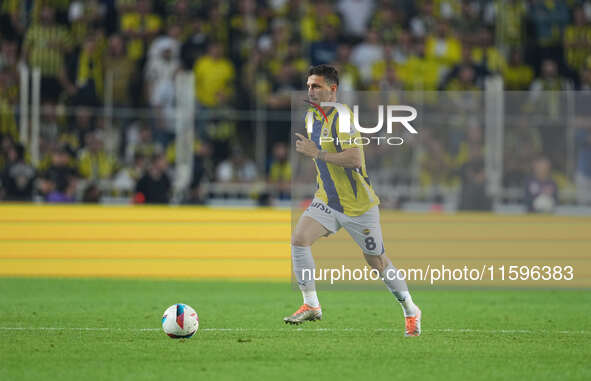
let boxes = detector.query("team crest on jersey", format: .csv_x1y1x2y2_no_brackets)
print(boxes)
321,127,330,137
362,228,370,235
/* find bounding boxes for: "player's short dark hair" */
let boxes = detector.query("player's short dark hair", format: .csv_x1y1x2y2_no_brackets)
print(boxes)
307,64,339,86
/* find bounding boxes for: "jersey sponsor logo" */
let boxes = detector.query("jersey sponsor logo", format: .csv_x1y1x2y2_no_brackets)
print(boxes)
310,201,332,214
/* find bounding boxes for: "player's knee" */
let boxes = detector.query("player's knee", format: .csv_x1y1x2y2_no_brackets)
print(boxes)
291,233,311,247
364,253,387,272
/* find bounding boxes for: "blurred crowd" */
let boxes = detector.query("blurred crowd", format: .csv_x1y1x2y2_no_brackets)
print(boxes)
0,0,590,209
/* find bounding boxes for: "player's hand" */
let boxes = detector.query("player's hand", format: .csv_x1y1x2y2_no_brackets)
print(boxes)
295,133,320,159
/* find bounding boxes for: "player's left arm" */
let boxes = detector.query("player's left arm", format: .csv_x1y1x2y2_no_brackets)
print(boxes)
295,133,362,168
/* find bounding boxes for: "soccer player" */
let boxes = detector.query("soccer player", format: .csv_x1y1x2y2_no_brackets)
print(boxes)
284,64,421,336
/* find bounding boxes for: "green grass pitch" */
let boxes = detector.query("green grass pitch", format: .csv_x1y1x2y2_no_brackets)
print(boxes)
1,278,590,380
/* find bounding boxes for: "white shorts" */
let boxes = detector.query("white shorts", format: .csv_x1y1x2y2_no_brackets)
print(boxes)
302,198,385,256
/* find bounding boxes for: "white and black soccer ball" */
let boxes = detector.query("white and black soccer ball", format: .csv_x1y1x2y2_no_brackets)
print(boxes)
162,303,199,339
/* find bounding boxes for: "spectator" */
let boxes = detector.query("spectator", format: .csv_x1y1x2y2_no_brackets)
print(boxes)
68,0,105,46
204,3,230,47
524,156,558,213
0,66,18,142
409,0,436,38
186,141,213,204
228,0,266,69
439,44,489,90
419,131,456,188
350,29,383,84
125,124,162,165
180,17,207,71
371,62,403,92
504,117,543,187
41,146,79,202
38,104,62,169
563,6,591,73
75,32,105,101
434,0,462,20
104,34,135,107
369,4,401,44
527,59,572,170
391,31,414,65
575,126,591,205
457,2,481,42
529,0,569,64
309,23,340,66
267,142,291,199
266,64,298,109
0,0,26,39
397,38,441,90
112,153,147,196
193,41,235,108
458,143,492,211
0,38,19,74
165,0,196,43
1,143,35,201
528,59,573,110
491,0,527,50
502,48,535,90
43,146,77,185
370,40,408,89
337,0,375,39
135,154,171,204
216,148,257,183
61,104,96,154
579,58,591,90
300,1,341,43
78,132,117,182
30,0,69,25
331,43,361,92
146,24,181,108
455,123,484,169
145,24,181,133
442,64,478,91
119,0,162,61
22,4,75,102
425,21,462,67
0,136,11,172
256,18,292,76
44,176,77,203
82,182,102,203
471,27,507,74
0,63,19,151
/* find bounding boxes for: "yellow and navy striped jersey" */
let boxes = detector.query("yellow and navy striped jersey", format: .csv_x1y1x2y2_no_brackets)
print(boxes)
23,24,73,76
305,106,379,216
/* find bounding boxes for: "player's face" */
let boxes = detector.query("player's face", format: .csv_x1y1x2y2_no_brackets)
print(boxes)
307,75,336,103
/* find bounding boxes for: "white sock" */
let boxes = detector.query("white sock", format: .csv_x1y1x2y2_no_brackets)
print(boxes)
291,245,320,308
302,289,320,308
396,291,418,317
381,264,417,317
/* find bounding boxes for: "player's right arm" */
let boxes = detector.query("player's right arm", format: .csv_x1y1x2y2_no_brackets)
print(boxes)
317,148,362,168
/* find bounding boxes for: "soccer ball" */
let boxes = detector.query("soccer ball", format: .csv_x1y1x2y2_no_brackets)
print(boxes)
162,303,199,338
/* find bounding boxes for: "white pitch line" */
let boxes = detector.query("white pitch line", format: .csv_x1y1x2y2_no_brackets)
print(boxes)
0,327,588,335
